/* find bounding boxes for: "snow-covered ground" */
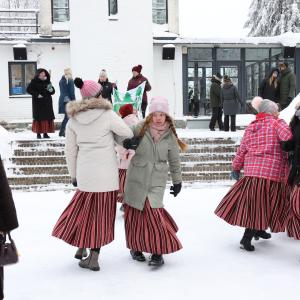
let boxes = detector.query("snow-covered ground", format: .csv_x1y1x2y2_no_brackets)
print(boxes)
5,187,300,300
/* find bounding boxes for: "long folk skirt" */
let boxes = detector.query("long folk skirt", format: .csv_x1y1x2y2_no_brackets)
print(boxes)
215,176,290,232
286,186,300,239
117,169,127,203
52,190,118,249
124,199,183,255
32,120,55,134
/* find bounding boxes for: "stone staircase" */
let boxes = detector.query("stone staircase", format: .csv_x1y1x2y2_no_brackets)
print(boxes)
6,136,241,191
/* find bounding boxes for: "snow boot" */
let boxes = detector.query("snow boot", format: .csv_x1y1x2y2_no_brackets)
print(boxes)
79,250,100,271
149,254,164,267
240,228,256,252
254,230,272,241
130,250,146,262
37,133,42,139
43,133,50,139
74,248,88,260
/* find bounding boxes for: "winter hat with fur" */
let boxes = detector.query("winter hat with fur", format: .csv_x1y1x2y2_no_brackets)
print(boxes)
99,69,108,78
119,104,134,119
258,99,279,115
132,64,142,74
74,77,102,99
149,97,170,116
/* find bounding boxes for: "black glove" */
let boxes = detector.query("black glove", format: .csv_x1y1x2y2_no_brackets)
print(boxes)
230,170,240,181
72,179,77,187
170,183,182,197
123,137,141,150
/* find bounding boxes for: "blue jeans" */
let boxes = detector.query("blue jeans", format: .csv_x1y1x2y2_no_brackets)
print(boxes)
59,113,69,136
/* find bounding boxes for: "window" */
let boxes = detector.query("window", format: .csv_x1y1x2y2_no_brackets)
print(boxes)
217,48,241,61
246,48,269,61
153,0,168,24
52,0,70,22
109,0,118,16
9,62,37,96
188,48,213,61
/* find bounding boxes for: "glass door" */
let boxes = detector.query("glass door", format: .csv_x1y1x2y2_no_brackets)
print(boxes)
217,62,241,94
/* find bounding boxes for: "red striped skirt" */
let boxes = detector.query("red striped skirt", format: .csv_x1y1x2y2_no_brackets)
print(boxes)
32,120,55,134
117,169,127,203
286,186,300,239
124,199,183,255
215,176,290,232
52,190,118,249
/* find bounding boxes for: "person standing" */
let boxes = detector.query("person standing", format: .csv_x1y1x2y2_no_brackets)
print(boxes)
123,97,187,267
52,78,133,272
27,69,55,139
221,75,242,132
209,73,223,131
58,68,76,137
215,99,292,251
127,65,151,118
258,68,280,103
98,69,117,103
0,157,18,300
279,62,296,110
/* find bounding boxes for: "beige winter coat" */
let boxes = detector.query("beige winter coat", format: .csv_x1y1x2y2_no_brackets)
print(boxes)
65,98,133,192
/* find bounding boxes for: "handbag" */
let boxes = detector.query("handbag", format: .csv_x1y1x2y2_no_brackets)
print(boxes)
0,232,19,267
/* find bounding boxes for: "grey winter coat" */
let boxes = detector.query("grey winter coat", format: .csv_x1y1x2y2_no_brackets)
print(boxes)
221,83,242,115
124,123,182,211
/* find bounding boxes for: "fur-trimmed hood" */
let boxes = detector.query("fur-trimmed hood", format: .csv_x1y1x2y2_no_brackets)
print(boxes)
66,97,113,125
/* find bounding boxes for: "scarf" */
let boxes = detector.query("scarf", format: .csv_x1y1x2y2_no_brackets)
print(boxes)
149,122,169,143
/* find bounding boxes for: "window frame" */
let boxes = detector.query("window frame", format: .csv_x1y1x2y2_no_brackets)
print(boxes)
8,62,37,97
152,0,168,24
51,0,70,23
108,0,118,17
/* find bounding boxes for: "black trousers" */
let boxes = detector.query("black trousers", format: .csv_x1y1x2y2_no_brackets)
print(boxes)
224,115,236,132
209,107,223,130
141,102,148,119
0,267,3,300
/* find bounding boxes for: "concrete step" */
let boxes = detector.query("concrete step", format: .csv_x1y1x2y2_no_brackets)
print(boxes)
8,175,71,186
10,156,67,166
8,165,69,176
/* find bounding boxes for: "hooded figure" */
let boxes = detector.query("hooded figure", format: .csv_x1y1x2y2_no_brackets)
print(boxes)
27,68,55,139
279,62,296,110
258,68,280,103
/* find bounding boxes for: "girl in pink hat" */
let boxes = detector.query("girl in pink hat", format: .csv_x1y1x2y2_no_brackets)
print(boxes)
122,96,188,267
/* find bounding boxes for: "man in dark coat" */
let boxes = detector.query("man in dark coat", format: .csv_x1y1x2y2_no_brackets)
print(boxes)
279,62,296,110
127,65,151,118
0,158,18,300
58,68,76,137
258,68,280,103
27,68,55,139
209,73,224,131
98,69,117,103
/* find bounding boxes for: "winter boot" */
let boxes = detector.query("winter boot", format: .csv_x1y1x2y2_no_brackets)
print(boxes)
37,133,42,139
254,230,272,241
74,248,88,260
43,133,50,139
130,250,146,262
149,254,164,267
79,250,100,271
240,228,256,252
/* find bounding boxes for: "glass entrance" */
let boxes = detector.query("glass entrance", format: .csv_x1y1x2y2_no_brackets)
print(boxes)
217,63,241,92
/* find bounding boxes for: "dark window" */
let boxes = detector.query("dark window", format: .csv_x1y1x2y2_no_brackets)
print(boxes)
52,0,70,22
109,0,118,16
217,48,241,61
153,0,168,24
245,48,269,61
8,62,37,96
188,48,213,61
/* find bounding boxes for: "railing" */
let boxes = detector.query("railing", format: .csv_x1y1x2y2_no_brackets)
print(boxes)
0,9,39,36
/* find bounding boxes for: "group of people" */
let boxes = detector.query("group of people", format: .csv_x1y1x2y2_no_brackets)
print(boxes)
209,62,296,132
26,64,152,139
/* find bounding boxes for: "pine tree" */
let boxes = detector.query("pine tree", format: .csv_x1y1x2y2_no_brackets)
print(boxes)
245,0,300,36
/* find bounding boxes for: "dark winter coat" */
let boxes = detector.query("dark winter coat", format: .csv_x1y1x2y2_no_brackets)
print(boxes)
279,67,296,107
258,69,280,102
221,83,242,115
127,74,151,103
58,76,75,114
210,78,222,108
27,69,55,121
98,79,116,102
0,158,18,232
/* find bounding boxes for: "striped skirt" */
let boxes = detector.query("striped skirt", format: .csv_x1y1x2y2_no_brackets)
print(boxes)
117,169,127,203
124,199,183,255
32,120,55,134
52,190,118,249
215,176,290,232
286,186,300,239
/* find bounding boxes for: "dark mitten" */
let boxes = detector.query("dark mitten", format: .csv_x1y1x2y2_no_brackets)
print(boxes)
72,179,77,187
230,170,240,181
170,183,182,197
123,137,140,150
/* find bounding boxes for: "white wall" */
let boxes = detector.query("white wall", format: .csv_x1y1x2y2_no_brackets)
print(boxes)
0,43,70,121
69,0,154,95
153,44,183,117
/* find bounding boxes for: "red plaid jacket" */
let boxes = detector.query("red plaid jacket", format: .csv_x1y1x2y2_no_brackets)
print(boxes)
233,113,292,182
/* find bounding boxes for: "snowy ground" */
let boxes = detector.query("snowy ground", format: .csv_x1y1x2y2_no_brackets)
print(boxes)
4,187,300,300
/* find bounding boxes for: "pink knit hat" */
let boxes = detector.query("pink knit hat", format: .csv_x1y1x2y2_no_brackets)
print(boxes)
74,78,102,99
149,97,170,116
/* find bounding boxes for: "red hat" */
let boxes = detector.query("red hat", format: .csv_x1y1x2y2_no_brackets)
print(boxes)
132,64,142,74
119,104,134,119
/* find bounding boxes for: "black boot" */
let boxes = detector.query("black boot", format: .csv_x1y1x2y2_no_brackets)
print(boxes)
43,133,50,139
240,228,256,252
254,230,272,241
149,254,164,267
37,133,42,139
130,250,146,262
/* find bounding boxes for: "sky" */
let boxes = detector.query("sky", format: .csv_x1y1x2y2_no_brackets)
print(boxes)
179,0,252,38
